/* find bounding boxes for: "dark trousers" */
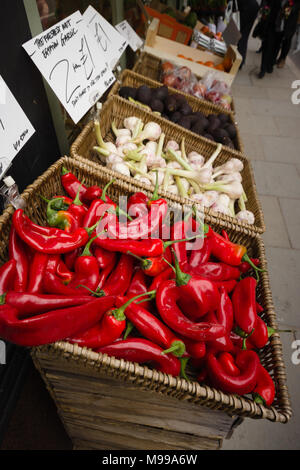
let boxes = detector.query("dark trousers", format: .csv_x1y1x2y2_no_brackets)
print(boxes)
237,0,260,66
260,30,282,72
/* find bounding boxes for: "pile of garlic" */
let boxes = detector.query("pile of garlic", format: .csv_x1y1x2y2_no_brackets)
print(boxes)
93,117,255,225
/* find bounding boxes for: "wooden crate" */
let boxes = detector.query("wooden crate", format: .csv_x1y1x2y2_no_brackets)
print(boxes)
144,18,242,87
70,96,265,235
0,156,291,450
107,69,243,153
132,51,236,114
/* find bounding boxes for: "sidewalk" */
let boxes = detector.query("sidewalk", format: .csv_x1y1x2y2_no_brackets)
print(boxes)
222,36,300,450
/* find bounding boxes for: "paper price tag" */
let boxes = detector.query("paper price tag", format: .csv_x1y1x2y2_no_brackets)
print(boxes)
23,11,115,124
115,20,143,52
83,6,128,70
0,75,35,179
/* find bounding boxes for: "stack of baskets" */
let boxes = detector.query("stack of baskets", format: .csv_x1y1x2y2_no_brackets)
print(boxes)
0,55,292,450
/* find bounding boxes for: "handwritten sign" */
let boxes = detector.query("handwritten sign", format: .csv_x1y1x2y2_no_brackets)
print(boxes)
23,11,115,124
115,20,143,52
0,75,35,179
83,6,128,70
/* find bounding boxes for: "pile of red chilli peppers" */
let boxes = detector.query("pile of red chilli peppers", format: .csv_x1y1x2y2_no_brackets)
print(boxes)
0,167,276,407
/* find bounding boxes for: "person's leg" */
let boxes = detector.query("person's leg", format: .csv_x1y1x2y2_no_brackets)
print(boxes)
237,0,260,67
277,35,293,66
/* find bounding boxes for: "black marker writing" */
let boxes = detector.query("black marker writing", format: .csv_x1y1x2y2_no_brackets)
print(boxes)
49,59,80,104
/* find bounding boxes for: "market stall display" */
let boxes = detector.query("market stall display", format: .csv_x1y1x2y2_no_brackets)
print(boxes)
0,156,291,451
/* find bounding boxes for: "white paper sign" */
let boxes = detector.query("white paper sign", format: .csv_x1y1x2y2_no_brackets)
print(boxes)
22,11,116,124
115,20,143,52
0,75,35,179
83,6,128,70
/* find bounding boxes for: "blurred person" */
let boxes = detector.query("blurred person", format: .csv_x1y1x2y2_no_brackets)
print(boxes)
258,0,300,78
275,1,300,67
236,0,260,68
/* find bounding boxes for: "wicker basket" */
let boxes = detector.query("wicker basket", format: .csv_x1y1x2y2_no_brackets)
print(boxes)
0,156,291,433
70,96,265,236
107,69,243,153
132,51,236,114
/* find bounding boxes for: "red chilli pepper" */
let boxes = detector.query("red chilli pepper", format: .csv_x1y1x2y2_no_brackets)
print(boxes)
68,298,126,349
43,271,86,296
218,352,241,377
97,253,134,297
0,297,115,346
13,209,92,254
27,252,49,294
115,294,186,357
188,262,241,282
0,291,92,319
67,235,100,294
188,236,213,268
252,364,276,407
56,258,74,284
8,224,29,292
206,349,260,396
126,269,151,310
61,167,87,200
0,259,16,295
96,338,181,377
232,276,258,335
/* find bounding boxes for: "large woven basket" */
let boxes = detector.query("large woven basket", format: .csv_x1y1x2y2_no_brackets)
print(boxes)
107,69,243,153
70,96,265,236
132,51,236,114
0,156,291,426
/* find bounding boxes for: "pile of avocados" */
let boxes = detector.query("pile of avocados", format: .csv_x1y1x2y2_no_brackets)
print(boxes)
119,84,237,150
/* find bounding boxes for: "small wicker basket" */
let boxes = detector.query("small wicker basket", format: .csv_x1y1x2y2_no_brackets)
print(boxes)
70,95,265,235
132,51,236,114
0,156,291,432
107,69,243,153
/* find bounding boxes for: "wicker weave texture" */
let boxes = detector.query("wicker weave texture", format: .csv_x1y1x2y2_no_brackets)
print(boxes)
107,69,243,153
70,95,265,235
0,155,291,424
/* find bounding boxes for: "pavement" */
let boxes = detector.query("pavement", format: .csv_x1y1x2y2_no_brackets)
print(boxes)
1,35,300,452
222,34,300,450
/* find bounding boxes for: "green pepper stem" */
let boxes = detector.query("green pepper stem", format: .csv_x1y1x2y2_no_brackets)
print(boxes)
126,251,151,269
116,290,156,317
180,357,190,381
164,234,203,250
243,253,266,275
75,285,105,297
0,293,6,305
123,321,134,339
161,340,186,358
61,167,69,175
253,393,266,406
72,179,85,206
81,232,102,257
192,204,209,236
170,248,192,287
101,179,115,202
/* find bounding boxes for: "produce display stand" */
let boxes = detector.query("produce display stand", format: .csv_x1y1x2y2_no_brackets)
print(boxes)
143,18,242,87
107,68,244,153
132,51,236,114
0,156,291,450
70,95,265,235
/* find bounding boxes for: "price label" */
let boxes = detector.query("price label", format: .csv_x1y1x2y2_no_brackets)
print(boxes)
0,75,35,179
22,11,116,124
83,6,128,70
115,20,143,52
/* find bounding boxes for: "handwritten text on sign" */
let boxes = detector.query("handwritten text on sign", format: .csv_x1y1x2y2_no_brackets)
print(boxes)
22,11,115,124
0,75,35,179
115,20,143,52
83,6,128,70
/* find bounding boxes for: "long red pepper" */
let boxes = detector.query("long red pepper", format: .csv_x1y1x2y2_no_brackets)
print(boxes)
0,291,92,319
97,338,181,377
218,352,241,377
67,235,100,295
56,258,74,284
232,276,258,335
27,252,49,294
0,296,115,347
61,167,88,200
203,311,235,354
188,236,213,268
115,294,186,357
206,349,260,396
13,209,92,254
126,269,152,311
43,271,86,296
252,364,276,407
0,260,16,295
188,262,241,282
156,281,225,342
8,224,29,292
97,253,134,297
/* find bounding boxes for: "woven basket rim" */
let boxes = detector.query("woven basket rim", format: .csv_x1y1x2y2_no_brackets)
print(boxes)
0,155,291,424
107,68,244,154
70,97,266,236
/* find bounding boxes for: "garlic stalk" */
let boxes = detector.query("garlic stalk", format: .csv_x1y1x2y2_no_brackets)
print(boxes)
180,137,189,162
167,148,193,171
202,143,222,170
163,167,213,185
94,120,116,153
199,180,244,200
175,176,188,199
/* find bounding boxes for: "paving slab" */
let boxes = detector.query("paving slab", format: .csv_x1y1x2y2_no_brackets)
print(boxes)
261,135,300,164
279,198,300,250
252,161,300,198
260,196,291,248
